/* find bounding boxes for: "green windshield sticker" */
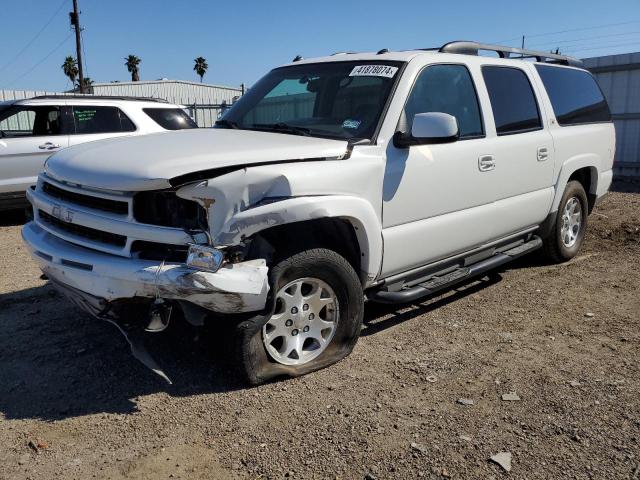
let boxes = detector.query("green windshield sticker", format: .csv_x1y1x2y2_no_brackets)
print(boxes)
75,109,96,122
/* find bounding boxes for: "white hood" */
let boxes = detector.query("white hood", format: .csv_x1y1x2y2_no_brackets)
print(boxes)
45,128,349,191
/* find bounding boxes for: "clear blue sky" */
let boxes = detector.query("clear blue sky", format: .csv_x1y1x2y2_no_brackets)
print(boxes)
1,0,639,91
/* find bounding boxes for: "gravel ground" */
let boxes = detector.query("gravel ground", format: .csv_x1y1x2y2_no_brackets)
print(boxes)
0,184,638,480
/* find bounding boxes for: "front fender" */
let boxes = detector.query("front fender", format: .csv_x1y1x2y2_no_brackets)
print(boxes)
215,195,383,283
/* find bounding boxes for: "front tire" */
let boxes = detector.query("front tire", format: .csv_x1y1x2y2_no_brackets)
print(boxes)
234,248,364,385
542,180,588,263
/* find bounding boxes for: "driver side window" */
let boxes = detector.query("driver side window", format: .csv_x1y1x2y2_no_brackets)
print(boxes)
0,106,63,138
402,64,484,138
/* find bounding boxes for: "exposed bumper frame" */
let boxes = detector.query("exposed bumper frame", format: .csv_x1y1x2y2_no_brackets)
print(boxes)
22,221,269,316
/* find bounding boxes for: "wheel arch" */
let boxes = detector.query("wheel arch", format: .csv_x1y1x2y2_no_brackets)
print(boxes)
213,195,383,286
552,156,600,214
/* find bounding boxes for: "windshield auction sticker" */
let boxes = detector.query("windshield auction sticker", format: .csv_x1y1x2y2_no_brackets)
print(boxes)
349,65,398,78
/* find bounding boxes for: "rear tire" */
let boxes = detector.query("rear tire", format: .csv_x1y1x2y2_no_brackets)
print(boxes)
233,248,364,385
542,180,588,263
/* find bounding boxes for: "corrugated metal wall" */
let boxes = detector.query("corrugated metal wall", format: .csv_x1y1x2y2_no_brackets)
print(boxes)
89,80,243,127
584,52,640,177
0,89,63,101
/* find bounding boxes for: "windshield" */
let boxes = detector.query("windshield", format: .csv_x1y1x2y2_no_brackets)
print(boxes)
218,61,403,141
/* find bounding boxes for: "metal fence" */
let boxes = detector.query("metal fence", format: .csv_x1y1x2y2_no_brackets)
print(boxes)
584,52,640,177
89,80,243,127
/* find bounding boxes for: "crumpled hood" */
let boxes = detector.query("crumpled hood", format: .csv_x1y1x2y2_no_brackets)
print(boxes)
45,128,349,191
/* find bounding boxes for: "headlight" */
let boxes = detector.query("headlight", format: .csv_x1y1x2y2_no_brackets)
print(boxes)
186,244,224,272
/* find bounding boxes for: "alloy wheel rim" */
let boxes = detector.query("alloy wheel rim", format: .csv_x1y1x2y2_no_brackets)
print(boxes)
262,277,339,366
561,196,582,248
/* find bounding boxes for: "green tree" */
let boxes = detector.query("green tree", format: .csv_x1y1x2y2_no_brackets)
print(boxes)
78,77,94,90
61,56,79,85
125,55,141,82
193,56,208,83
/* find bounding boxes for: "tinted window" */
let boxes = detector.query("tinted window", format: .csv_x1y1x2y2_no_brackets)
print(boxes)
403,64,484,138
0,106,63,137
535,65,611,126
72,106,136,134
482,66,542,135
143,108,198,130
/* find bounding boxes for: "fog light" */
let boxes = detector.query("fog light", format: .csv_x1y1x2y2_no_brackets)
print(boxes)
186,244,224,272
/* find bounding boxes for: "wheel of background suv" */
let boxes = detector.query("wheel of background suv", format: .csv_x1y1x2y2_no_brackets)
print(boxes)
234,248,364,385
542,180,589,263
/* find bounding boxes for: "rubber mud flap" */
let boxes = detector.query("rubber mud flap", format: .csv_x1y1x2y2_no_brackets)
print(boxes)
233,248,364,385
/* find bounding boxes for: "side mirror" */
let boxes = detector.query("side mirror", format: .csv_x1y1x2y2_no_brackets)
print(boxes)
393,112,459,148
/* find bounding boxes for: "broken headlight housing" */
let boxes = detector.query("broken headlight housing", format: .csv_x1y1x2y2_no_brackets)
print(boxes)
186,244,224,273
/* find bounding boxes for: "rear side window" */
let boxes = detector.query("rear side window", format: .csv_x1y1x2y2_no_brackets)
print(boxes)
402,64,484,138
482,66,542,135
72,106,136,134
143,108,198,130
535,65,611,126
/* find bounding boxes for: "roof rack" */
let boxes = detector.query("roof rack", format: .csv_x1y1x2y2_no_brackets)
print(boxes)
30,94,169,103
438,41,583,67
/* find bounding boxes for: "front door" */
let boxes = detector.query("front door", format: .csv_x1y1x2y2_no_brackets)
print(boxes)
381,63,496,277
0,104,69,196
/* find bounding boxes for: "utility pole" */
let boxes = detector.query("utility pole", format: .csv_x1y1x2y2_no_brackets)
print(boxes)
70,0,85,93
521,35,525,50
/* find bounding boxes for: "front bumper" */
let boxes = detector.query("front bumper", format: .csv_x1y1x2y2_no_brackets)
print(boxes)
22,221,269,316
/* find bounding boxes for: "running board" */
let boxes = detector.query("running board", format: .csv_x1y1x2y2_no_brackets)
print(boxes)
369,236,542,304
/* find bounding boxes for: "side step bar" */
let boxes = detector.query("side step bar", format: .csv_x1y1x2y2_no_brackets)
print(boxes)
369,236,542,304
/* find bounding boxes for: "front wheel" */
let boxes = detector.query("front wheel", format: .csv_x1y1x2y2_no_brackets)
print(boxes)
234,248,364,385
542,180,589,263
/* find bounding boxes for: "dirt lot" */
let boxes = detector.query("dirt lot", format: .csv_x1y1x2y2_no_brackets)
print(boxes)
1,184,639,480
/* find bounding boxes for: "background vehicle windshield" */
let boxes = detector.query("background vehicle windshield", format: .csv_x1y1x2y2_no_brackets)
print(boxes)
219,61,403,141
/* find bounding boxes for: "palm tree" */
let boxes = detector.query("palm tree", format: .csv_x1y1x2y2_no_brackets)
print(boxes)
125,55,141,82
62,56,79,85
193,56,208,83
78,77,94,90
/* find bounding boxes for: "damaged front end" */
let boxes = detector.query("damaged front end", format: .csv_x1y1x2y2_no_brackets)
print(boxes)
22,176,272,382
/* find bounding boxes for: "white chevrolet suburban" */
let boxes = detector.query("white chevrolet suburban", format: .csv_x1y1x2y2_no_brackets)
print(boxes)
0,95,197,211
22,42,615,385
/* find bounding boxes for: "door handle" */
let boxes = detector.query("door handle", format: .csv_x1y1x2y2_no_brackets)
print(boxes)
38,142,60,150
478,154,495,172
537,146,549,162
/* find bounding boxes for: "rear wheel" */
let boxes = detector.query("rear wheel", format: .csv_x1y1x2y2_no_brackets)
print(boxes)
234,248,364,385
542,180,588,263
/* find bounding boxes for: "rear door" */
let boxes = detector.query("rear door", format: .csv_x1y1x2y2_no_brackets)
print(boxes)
0,104,70,195
67,105,137,148
478,64,555,237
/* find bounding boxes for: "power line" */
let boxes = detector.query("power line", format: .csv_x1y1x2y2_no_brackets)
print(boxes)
492,20,640,44
3,33,73,88
563,40,640,54
528,30,640,48
0,0,68,74
80,28,88,76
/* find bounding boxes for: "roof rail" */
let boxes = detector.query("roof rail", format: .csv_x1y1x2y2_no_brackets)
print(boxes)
30,94,169,103
438,41,583,67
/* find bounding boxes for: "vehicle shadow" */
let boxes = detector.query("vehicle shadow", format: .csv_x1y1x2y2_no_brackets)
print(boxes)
611,177,640,194
0,208,27,227
0,253,552,422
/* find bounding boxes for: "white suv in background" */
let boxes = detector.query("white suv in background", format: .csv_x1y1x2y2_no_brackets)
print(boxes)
0,95,197,211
